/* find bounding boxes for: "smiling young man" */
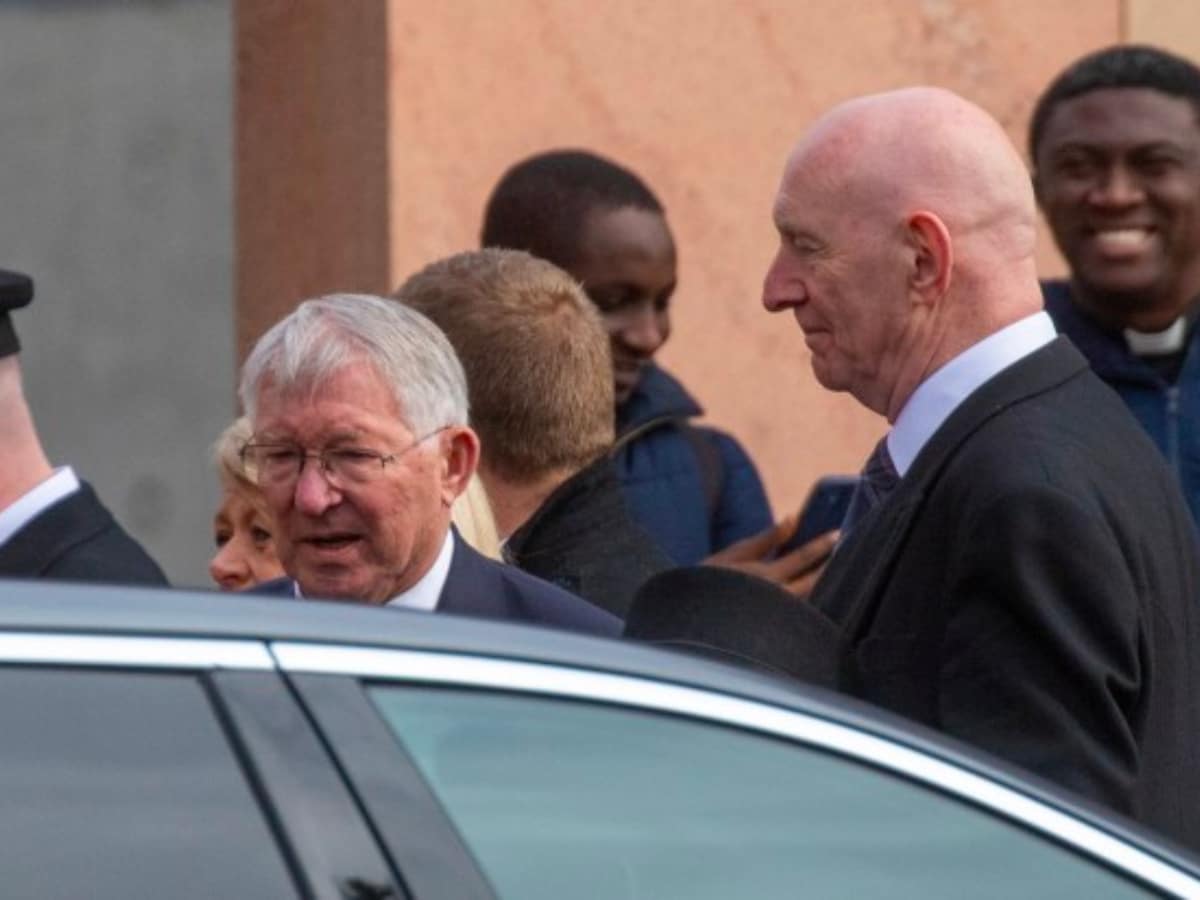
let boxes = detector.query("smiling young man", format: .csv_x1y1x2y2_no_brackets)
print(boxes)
239,293,619,637
1032,45,1200,523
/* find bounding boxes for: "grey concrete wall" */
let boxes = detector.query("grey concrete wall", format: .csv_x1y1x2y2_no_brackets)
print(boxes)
0,0,233,586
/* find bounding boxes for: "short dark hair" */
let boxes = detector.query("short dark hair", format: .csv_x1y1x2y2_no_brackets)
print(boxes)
480,149,664,268
1029,44,1200,162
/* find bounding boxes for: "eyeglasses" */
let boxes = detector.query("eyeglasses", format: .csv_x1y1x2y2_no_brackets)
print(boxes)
240,428,446,489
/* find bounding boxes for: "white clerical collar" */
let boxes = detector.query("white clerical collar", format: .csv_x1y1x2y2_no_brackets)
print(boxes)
0,466,80,548
385,529,455,612
1124,316,1187,357
888,312,1057,476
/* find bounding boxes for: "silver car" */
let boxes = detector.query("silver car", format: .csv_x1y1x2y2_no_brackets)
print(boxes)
0,581,1196,899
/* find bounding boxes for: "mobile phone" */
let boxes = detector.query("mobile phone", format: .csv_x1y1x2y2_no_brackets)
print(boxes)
778,475,860,554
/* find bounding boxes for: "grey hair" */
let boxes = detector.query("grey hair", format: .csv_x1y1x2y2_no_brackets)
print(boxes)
238,293,469,433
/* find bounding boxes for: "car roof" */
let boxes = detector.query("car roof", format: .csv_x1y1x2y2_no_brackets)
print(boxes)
2,577,1198,876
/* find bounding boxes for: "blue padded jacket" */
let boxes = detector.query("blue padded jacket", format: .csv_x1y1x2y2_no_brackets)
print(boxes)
613,364,773,565
1044,279,1200,527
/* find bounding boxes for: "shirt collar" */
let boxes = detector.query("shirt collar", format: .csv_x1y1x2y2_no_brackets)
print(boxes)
1124,316,1187,356
386,529,455,612
888,312,1056,476
0,467,80,548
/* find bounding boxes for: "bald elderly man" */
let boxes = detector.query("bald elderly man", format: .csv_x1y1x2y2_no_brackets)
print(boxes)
763,87,1200,849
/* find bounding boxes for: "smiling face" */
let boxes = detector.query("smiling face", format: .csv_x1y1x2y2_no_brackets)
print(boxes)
252,363,466,605
568,206,677,406
209,486,285,591
762,151,911,415
1035,88,1200,328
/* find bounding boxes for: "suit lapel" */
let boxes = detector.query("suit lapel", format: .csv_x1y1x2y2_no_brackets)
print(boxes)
906,337,1087,486
814,338,1089,642
817,491,924,630
437,531,510,618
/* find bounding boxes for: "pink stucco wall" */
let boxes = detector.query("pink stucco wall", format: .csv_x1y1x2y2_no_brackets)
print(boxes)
380,0,1119,513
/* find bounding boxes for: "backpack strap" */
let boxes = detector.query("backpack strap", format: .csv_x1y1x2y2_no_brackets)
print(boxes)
680,424,724,522
612,418,725,522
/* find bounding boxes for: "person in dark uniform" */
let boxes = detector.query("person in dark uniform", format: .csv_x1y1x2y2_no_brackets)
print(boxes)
0,270,167,585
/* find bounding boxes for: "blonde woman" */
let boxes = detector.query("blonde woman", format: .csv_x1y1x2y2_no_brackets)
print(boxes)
209,417,285,590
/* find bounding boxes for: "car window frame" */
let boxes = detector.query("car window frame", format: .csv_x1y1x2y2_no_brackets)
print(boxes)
288,672,499,900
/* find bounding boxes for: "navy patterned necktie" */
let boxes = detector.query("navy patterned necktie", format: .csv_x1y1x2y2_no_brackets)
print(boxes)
840,436,900,535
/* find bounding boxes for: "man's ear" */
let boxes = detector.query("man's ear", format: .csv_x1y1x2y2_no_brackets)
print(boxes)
906,210,953,301
438,426,480,506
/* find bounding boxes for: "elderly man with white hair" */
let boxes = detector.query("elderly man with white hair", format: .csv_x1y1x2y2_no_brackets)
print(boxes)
241,292,619,636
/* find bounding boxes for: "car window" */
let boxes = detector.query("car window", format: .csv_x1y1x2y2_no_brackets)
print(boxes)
0,667,298,899
369,685,1156,900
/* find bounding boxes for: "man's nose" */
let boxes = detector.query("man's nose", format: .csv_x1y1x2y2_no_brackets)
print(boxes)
210,542,249,591
292,460,341,516
1089,164,1145,207
621,306,665,353
762,251,798,312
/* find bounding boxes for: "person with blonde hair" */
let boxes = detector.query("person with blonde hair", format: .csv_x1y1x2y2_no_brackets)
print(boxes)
209,416,285,590
451,474,502,560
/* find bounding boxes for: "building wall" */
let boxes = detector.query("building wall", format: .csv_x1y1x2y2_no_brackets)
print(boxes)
1,0,232,586
1128,0,1200,62
9,2,1191,586
376,0,1118,515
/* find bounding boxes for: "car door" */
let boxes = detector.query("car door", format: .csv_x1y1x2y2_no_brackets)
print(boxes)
0,631,403,900
278,641,1200,900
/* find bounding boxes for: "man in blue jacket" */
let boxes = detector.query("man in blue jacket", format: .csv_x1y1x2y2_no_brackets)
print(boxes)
1032,44,1200,525
481,149,774,565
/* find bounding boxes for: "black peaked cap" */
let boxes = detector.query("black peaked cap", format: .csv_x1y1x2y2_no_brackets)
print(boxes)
0,270,34,358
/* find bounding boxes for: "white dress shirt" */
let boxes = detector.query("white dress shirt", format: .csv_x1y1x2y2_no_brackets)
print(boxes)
386,529,455,611
0,466,80,549
887,313,1057,476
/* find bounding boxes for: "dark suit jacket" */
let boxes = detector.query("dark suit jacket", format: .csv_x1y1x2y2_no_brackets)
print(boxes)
0,481,168,585
504,456,671,618
813,337,1200,851
255,531,621,638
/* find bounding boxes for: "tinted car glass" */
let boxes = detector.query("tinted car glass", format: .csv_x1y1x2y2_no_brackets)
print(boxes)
0,667,297,899
370,685,1157,900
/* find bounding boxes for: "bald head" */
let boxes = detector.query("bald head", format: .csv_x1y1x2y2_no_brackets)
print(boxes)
789,88,1037,266
764,88,1044,419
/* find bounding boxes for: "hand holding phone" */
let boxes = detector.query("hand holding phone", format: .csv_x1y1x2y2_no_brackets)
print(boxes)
704,482,854,597
777,475,859,555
